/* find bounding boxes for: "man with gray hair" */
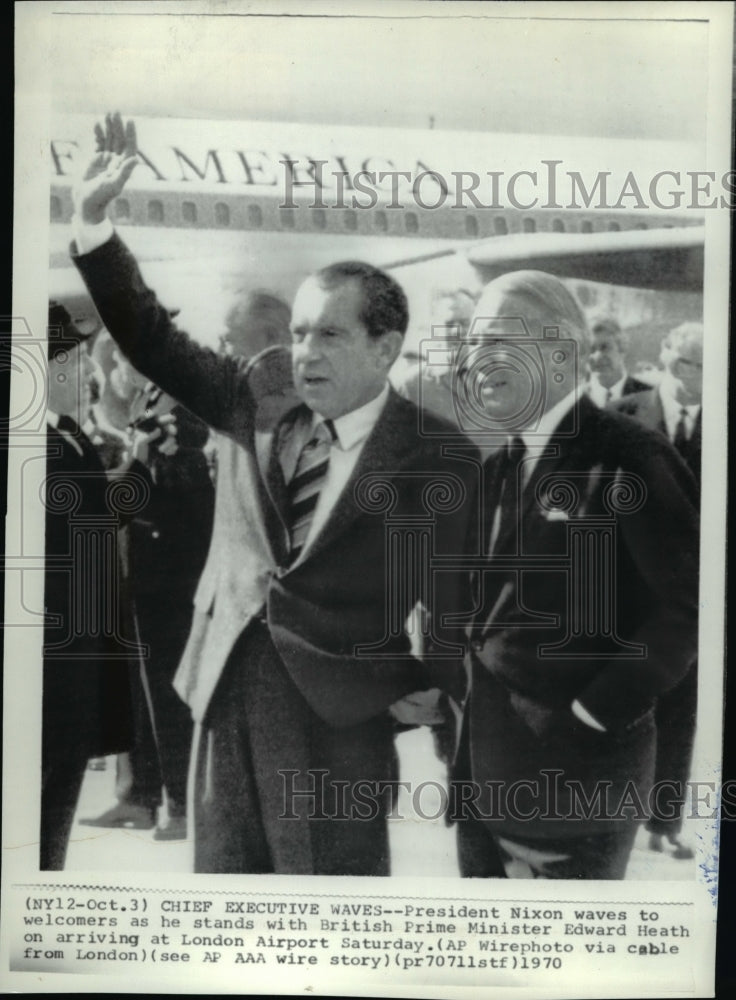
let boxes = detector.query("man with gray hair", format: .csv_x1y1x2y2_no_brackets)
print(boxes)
616,321,702,487
452,270,699,879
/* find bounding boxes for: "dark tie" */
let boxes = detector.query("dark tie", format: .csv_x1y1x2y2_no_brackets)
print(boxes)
488,435,527,553
673,407,689,454
56,414,81,435
287,419,336,562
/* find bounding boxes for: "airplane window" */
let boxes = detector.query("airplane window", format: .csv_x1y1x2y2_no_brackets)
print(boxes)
523,217,536,233
148,200,164,223
405,213,419,234
215,202,230,226
280,208,296,229
494,217,508,235
313,208,327,230
608,221,621,231
465,215,478,237
248,204,263,228
344,210,358,231
50,195,62,221
374,210,388,232
635,222,648,230
182,201,197,224
552,219,565,232
581,220,593,233
115,198,130,220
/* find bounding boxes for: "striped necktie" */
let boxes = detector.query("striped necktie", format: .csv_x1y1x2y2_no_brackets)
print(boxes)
287,418,336,562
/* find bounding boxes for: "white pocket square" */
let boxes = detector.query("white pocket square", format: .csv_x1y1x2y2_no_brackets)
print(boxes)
542,508,570,521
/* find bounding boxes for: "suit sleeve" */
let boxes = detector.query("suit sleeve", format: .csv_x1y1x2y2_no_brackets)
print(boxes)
419,454,481,706
72,233,255,436
576,429,700,730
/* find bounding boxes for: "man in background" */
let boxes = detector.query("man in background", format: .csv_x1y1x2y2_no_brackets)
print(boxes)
43,303,142,868
614,321,703,858
585,315,649,407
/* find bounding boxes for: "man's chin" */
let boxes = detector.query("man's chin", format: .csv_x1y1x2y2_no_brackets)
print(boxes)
298,382,333,411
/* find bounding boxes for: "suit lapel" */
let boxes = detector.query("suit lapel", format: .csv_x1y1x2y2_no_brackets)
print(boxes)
255,405,307,566
648,391,667,436
491,397,594,554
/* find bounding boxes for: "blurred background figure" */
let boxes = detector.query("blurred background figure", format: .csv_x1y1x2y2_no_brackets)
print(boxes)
431,287,477,338
630,358,662,387
86,331,141,468
80,344,215,840
218,289,292,358
585,315,650,406
614,320,703,859
391,286,477,426
42,303,139,868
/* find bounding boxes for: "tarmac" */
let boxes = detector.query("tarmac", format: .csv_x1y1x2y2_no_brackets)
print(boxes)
65,727,698,881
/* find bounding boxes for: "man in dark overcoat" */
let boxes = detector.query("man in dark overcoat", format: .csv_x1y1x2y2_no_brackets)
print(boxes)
453,271,700,879
42,303,149,869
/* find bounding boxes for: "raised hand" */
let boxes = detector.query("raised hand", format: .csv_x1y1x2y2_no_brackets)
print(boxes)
73,112,139,225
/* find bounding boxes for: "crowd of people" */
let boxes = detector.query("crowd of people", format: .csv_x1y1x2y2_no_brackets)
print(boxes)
42,113,702,879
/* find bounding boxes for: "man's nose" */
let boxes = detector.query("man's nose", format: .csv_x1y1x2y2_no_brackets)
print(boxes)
295,331,322,361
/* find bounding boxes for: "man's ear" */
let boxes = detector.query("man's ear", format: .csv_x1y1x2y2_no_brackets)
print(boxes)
376,330,404,370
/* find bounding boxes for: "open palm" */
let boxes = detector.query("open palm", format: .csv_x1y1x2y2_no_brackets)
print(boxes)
75,112,139,224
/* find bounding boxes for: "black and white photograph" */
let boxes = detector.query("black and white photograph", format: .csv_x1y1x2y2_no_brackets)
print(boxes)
2,1,731,995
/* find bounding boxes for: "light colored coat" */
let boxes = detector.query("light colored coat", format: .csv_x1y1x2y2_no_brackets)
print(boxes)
174,348,300,721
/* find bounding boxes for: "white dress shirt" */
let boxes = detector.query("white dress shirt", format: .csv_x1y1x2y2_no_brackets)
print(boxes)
517,386,582,484
586,372,629,408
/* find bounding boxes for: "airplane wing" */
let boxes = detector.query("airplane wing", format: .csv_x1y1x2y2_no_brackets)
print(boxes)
464,226,704,291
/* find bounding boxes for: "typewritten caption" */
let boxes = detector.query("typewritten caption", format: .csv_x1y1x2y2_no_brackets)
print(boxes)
8,886,695,985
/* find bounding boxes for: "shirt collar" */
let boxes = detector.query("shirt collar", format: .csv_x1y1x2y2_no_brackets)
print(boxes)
589,371,627,399
658,372,700,418
47,409,60,428
519,385,581,454
312,382,389,451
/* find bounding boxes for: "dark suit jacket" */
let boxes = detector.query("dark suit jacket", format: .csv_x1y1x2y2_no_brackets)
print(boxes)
621,374,652,397
43,423,146,760
73,234,479,870
614,387,701,490
128,404,215,608
459,396,700,838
